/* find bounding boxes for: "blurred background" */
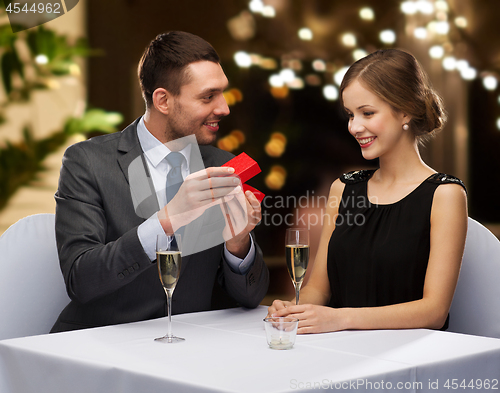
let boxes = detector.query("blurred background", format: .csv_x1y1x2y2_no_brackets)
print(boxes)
1,0,499,302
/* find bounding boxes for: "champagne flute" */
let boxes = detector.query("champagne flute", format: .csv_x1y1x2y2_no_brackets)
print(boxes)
285,228,309,306
155,234,184,343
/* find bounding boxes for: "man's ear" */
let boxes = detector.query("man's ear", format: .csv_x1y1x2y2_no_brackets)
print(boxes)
152,88,170,115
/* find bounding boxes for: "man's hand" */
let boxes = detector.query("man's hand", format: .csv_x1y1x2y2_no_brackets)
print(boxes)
158,166,239,233
223,190,262,258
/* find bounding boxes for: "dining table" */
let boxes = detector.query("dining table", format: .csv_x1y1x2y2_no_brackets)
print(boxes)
0,305,499,393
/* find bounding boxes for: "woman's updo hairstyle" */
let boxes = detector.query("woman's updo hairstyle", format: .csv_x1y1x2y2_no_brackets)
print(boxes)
339,49,446,143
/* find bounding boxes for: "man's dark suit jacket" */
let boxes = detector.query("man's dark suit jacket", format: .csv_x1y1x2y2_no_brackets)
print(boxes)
51,119,269,332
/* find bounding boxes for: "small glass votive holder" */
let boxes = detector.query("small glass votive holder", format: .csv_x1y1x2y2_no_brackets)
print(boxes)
263,316,299,350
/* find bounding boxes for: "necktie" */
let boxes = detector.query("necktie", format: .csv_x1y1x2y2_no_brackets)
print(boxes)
165,152,185,202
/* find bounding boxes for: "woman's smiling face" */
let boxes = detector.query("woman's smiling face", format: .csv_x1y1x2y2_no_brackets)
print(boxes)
342,79,411,161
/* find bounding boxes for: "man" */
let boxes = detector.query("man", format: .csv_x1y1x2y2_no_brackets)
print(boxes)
51,31,269,332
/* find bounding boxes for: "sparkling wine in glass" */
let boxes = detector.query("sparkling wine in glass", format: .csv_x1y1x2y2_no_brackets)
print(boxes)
155,234,184,343
285,228,309,306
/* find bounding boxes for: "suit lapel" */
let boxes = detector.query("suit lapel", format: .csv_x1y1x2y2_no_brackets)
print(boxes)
117,118,143,183
117,118,160,219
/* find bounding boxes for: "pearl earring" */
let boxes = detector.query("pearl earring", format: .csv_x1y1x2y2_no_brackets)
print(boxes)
402,123,409,131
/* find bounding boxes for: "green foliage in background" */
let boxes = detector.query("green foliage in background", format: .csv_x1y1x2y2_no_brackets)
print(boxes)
0,22,99,110
0,109,123,210
0,5,120,210
0,127,65,211
64,109,124,135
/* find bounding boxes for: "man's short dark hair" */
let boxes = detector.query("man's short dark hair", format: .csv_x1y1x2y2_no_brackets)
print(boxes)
138,31,220,108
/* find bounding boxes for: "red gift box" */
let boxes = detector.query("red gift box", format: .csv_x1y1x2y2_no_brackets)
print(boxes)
222,153,261,184
222,153,265,202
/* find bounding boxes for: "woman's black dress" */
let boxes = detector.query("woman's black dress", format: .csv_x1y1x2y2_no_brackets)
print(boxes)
327,170,466,329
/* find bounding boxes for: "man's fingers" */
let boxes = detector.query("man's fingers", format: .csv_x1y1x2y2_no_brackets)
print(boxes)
223,194,248,235
203,176,240,190
200,185,242,203
192,166,235,180
246,190,260,209
227,187,247,211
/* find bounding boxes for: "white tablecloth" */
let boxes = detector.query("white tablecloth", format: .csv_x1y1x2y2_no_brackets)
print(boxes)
1,306,499,393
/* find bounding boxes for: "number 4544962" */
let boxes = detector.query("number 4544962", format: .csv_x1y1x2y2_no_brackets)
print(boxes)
6,3,61,14
444,379,498,390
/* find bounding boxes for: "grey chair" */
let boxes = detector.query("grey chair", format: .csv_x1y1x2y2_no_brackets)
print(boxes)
448,217,500,338
0,214,70,340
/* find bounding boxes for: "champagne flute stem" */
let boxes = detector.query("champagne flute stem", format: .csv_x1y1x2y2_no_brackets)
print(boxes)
295,284,300,306
167,292,173,339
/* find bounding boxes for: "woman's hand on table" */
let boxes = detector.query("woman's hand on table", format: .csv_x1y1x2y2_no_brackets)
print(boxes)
268,301,345,334
267,299,295,317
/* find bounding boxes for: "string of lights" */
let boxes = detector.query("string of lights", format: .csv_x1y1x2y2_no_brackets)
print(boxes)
222,0,499,190
231,0,499,123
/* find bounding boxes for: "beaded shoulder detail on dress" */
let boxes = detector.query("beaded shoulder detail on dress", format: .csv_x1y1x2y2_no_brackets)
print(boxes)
426,173,466,192
340,169,377,184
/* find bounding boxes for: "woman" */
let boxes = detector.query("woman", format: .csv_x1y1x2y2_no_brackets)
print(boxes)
268,49,468,334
